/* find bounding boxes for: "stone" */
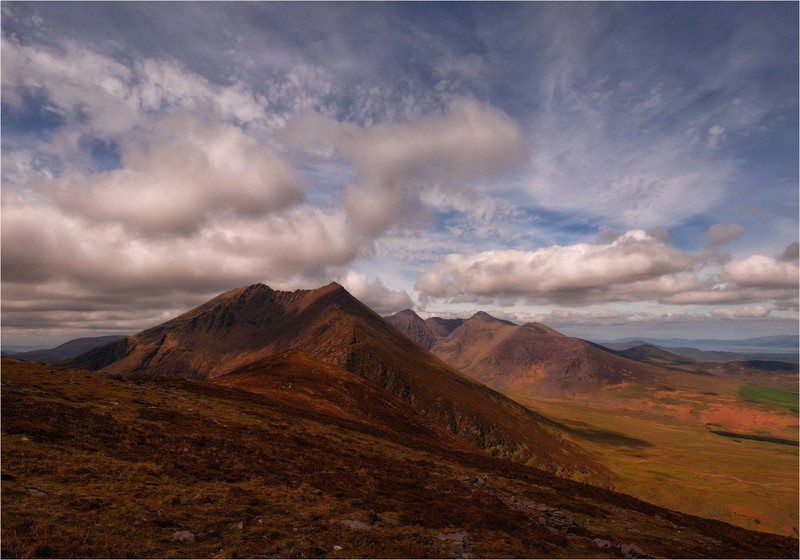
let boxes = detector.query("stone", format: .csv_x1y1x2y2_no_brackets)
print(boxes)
341,519,372,531
171,530,196,543
592,538,613,550
26,487,47,497
620,542,650,558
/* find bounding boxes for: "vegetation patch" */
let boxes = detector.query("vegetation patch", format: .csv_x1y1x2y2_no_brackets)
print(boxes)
738,384,799,412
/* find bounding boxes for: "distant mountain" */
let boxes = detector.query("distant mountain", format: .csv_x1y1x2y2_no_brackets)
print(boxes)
604,335,799,353
386,310,660,397
69,283,610,480
8,335,127,363
614,344,695,366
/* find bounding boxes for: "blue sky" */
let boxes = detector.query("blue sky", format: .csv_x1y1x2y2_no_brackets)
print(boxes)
1,1,797,346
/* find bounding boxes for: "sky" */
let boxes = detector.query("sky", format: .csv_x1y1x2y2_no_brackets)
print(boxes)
1,1,798,347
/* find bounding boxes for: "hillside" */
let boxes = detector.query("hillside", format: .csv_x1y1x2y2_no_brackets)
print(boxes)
7,335,127,363
3,358,797,559
614,344,695,366
68,283,609,480
386,310,661,397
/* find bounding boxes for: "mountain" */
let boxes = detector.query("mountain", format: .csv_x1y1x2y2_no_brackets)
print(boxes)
386,309,660,397
68,283,609,480
614,344,695,366
5,358,797,558
604,335,799,353
6,335,127,363
383,308,438,350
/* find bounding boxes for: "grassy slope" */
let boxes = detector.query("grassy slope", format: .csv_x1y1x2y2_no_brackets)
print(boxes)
3,358,798,559
512,368,799,538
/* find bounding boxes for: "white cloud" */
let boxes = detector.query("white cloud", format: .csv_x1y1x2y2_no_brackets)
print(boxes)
340,271,413,314
283,97,527,238
724,255,800,289
47,114,305,236
415,230,702,305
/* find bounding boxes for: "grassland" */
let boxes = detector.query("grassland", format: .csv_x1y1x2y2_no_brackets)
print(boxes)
738,384,799,412
513,368,800,538
3,358,797,558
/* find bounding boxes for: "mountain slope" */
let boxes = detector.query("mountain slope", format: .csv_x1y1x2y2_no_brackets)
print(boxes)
9,335,127,363
68,283,610,480
387,309,661,397
5,358,797,558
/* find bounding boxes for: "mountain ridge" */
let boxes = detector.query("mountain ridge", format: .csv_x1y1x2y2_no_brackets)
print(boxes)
68,283,612,481
386,309,661,397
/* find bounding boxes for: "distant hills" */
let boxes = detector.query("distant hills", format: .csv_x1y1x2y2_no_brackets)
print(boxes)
603,335,799,354
386,309,661,397
1,335,127,362
68,283,611,480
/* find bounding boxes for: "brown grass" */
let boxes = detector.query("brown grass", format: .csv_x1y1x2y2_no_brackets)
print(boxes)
2,358,797,558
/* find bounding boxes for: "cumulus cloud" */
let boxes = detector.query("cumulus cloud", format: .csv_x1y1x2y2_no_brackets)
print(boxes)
704,223,745,246
47,115,305,236
415,230,702,305
283,97,527,237
724,255,799,289
340,271,413,314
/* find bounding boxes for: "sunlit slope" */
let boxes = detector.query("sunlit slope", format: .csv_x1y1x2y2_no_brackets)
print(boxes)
68,283,610,480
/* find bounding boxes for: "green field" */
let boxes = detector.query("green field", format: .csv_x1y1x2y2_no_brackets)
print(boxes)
739,384,799,412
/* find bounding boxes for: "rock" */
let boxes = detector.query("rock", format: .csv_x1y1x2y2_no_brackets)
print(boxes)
620,542,650,558
171,530,196,543
333,545,343,551
341,519,372,531
592,538,613,550
236,521,244,530
26,487,47,497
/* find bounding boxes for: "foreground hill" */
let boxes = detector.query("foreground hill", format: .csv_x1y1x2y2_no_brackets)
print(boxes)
68,283,608,480
386,310,661,397
3,358,797,559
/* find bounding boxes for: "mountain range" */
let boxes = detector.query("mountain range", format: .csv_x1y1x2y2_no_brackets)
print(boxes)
68,283,609,481
385,309,663,398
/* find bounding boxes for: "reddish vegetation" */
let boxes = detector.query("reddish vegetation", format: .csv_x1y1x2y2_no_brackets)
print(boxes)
3,358,798,559
68,283,610,481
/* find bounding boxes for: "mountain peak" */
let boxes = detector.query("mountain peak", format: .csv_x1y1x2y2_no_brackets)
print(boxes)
468,311,514,325
318,281,345,293
390,309,422,320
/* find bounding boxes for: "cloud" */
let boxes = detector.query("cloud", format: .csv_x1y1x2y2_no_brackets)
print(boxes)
340,271,413,314
704,223,745,246
724,255,800,289
415,230,703,305
47,114,305,237
706,124,726,149
283,97,527,239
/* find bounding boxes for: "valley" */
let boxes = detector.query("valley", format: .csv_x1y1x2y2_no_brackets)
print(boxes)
388,308,799,538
